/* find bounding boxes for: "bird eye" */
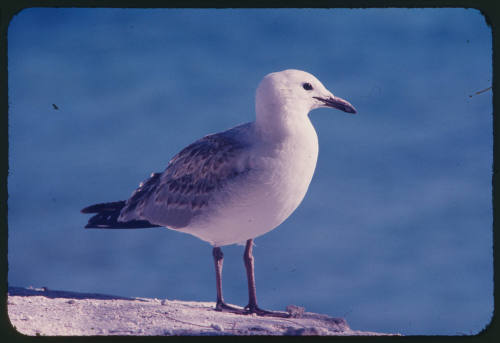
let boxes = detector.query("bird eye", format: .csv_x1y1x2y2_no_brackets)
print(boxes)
302,82,313,91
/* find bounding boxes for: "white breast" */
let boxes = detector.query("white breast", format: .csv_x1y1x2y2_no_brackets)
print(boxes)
182,120,319,246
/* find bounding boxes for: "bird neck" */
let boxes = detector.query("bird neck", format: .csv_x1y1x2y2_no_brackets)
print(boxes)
255,103,313,143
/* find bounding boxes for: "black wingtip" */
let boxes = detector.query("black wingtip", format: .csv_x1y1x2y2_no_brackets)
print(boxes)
81,201,127,214
82,200,161,229
84,221,161,229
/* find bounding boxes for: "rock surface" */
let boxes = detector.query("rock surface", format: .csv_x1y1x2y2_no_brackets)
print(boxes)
7,287,399,336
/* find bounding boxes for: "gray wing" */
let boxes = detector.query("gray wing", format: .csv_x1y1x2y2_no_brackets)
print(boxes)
118,129,252,229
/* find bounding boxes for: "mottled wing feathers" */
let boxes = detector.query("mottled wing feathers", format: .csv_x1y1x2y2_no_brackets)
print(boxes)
118,131,252,229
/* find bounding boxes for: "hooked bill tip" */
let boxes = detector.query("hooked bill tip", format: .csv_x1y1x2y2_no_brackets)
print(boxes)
314,96,357,114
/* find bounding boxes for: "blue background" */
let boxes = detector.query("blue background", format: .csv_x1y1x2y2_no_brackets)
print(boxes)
8,8,492,335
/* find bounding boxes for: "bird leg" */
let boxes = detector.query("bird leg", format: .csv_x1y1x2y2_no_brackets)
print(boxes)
212,242,290,317
212,247,246,313
243,239,290,318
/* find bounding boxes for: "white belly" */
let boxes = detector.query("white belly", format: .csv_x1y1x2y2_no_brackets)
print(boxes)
181,127,319,246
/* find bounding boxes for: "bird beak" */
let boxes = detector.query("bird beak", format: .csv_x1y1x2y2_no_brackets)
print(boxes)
313,95,357,114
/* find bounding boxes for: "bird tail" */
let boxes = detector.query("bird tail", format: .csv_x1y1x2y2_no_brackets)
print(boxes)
81,200,161,229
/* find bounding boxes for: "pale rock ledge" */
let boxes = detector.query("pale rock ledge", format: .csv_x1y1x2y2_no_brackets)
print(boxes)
7,287,400,336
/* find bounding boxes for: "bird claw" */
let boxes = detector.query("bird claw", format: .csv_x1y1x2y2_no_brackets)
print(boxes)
215,301,247,314
215,301,290,318
244,304,291,318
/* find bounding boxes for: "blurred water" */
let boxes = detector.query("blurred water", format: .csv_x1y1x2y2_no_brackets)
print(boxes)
8,8,492,335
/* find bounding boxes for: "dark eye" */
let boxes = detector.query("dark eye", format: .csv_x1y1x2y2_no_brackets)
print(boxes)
302,82,313,91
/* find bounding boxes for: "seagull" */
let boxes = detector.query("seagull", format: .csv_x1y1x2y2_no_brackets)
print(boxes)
81,69,356,317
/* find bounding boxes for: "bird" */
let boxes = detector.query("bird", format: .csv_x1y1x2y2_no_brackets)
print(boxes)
81,69,356,317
